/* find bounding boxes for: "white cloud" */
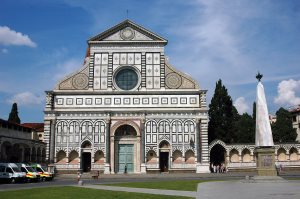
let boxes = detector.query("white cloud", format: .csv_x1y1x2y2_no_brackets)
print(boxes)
274,79,300,106
54,58,83,81
0,26,37,47
1,48,8,53
234,97,250,114
7,92,43,106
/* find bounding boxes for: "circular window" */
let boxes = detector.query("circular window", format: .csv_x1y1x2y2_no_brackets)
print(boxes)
115,67,139,90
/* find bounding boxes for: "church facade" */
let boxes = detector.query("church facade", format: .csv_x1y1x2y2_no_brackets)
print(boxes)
44,20,209,174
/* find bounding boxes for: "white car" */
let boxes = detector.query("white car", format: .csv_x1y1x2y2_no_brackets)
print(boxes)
0,163,26,183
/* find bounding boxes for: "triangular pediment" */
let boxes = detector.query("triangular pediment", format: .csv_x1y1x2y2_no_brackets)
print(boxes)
88,20,167,44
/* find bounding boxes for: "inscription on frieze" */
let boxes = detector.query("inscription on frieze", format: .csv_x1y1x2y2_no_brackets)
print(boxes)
261,155,273,167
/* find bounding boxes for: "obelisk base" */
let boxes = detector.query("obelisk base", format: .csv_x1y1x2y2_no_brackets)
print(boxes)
254,147,277,176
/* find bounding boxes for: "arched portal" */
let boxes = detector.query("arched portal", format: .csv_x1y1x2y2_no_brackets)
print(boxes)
81,140,92,172
1,141,12,162
210,144,226,166
159,140,170,172
114,124,138,173
12,144,21,162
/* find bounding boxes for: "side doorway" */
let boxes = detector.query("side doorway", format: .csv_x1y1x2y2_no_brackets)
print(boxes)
81,141,92,172
159,141,171,172
82,152,91,172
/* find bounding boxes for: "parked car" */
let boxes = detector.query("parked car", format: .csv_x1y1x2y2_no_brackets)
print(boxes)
15,163,40,182
30,164,54,181
0,163,26,183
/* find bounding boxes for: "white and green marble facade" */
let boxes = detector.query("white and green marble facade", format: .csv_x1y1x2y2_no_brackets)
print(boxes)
44,20,209,174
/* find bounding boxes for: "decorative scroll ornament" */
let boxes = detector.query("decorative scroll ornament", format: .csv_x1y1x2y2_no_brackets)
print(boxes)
72,73,88,89
46,92,53,107
120,27,135,40
165,72,182,89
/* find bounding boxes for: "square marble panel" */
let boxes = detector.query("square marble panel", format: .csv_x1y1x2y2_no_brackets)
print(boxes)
57,98,64,105
128,53,134,65
146,65,153,76
153,53,160,64
102,53,108,65
101,65,108,76
120,53,127,65
152,98,159,104
94,77,101,90
114,98,121,105
146,53,153,64
133,98,140,104
86,98,92,105
94,65,101,76
180,97,187,104
95,98,102,105
66,98,73,105
153,65,160,76
161,97,168,104
135,53,141,65
142,98,149,104
153,77,160,89
171,97,178,104
190,97,197,104
123,98,130,105
104,98,111,105
113,53,119,65
76,98,83,105
94,54,101,65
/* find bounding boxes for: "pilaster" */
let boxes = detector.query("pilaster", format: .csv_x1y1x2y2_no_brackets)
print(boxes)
49,119,56,163
104,119,111,174
140,117,146,173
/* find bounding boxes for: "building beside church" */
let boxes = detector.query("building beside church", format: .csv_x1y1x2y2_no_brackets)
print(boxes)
209,140,300,172
290,105,300,142
44,20,209,174
0,119,46,163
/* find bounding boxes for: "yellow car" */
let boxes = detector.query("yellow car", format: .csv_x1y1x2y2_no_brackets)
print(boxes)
17,163,40,182
30,164,53,181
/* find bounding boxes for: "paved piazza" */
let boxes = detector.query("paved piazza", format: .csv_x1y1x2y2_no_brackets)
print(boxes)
1,173,300,199
198,180,300,199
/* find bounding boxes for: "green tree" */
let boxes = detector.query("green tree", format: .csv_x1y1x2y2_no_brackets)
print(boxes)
8,102,21,124
235,113,255,143
208,79,236,143
272,107,297,142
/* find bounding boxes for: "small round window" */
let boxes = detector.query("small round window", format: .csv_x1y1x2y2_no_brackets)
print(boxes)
115,67,139,90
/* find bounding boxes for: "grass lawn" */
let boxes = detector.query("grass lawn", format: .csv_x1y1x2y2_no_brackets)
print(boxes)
103,180,216,191
0,186,191,199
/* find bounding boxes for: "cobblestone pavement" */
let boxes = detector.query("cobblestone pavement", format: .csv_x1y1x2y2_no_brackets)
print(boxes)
79,184,196,198
197,180,300,199
1,172,300,199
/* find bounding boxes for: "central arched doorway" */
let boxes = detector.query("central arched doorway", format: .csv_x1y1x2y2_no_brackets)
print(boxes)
114,124,137,173
159,140,170,172
210,144,226,166
81,141,92,172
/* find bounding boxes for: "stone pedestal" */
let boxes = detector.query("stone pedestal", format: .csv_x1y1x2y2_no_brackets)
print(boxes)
196,163,210,173
255,147,277,176
104,163,110,174
140,163,147,174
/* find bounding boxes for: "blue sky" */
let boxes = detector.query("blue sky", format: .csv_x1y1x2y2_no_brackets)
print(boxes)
0,0,300,122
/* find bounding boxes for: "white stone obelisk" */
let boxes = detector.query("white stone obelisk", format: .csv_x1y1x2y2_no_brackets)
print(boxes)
255,81,274,147
254,73,277,176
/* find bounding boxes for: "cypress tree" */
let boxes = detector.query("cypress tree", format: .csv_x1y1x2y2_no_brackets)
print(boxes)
235,113,255,143
208,79,236,143
272,107,297,143
252,102,256,121
8,102,21,124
